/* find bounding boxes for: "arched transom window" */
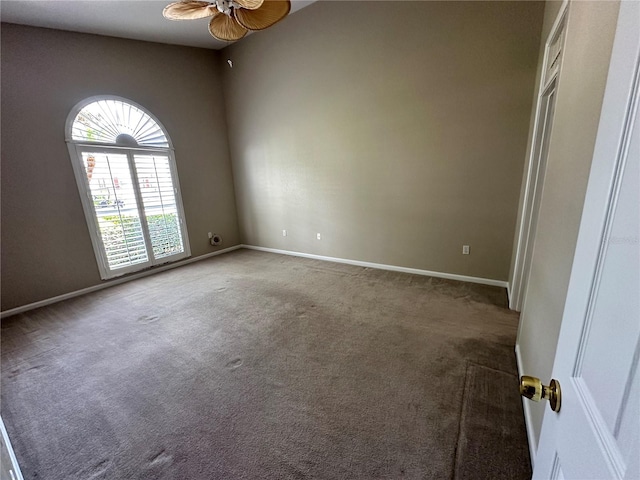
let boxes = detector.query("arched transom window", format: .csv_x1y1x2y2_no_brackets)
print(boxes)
71,99,170,148
66,96,190,279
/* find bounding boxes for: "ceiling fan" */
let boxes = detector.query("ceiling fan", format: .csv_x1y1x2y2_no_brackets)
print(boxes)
163,0,291,42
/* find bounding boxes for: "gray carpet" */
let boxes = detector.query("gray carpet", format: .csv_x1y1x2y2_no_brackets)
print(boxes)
1,249,531,479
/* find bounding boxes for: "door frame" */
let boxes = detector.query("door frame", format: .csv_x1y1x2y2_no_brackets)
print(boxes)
510,1,569,312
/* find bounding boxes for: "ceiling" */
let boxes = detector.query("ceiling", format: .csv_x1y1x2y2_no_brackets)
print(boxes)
0,0,316,49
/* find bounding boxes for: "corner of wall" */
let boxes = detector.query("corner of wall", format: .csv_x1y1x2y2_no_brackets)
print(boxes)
214,46,244,245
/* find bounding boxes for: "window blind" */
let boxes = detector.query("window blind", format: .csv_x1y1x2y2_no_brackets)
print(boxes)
82,152,149,270
134,155,184,260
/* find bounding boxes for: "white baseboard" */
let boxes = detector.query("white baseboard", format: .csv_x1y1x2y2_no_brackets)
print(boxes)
515,342,537,469
0,415,24,480
0,245,242,319
241,245,509,288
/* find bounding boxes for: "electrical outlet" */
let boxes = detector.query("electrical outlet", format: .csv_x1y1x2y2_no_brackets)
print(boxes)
282,230,287,237
316,233,321,240
462,245,470,255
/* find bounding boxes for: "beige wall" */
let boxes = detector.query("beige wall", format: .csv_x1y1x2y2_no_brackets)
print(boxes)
222,1,544,281
1,24,239,311
513,1,620,449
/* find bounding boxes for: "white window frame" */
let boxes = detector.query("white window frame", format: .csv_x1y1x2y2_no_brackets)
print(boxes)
65,96,191,280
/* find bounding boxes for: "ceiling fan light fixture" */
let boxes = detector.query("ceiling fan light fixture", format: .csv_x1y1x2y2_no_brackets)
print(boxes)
214,0,235,16
163,0,290,42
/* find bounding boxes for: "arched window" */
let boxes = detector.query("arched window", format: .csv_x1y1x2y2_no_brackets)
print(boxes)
66,96,190,279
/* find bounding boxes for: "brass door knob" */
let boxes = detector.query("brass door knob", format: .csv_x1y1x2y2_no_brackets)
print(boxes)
519,376,561,412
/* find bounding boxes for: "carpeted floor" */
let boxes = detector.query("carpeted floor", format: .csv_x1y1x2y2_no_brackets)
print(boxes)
1,249,531,479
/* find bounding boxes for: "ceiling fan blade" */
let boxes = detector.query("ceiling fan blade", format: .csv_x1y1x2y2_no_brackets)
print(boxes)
234,0,290,30
163,1,219,20
209,14,249,41
234,0,265,10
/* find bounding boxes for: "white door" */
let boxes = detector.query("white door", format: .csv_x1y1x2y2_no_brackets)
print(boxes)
533,2,639,478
